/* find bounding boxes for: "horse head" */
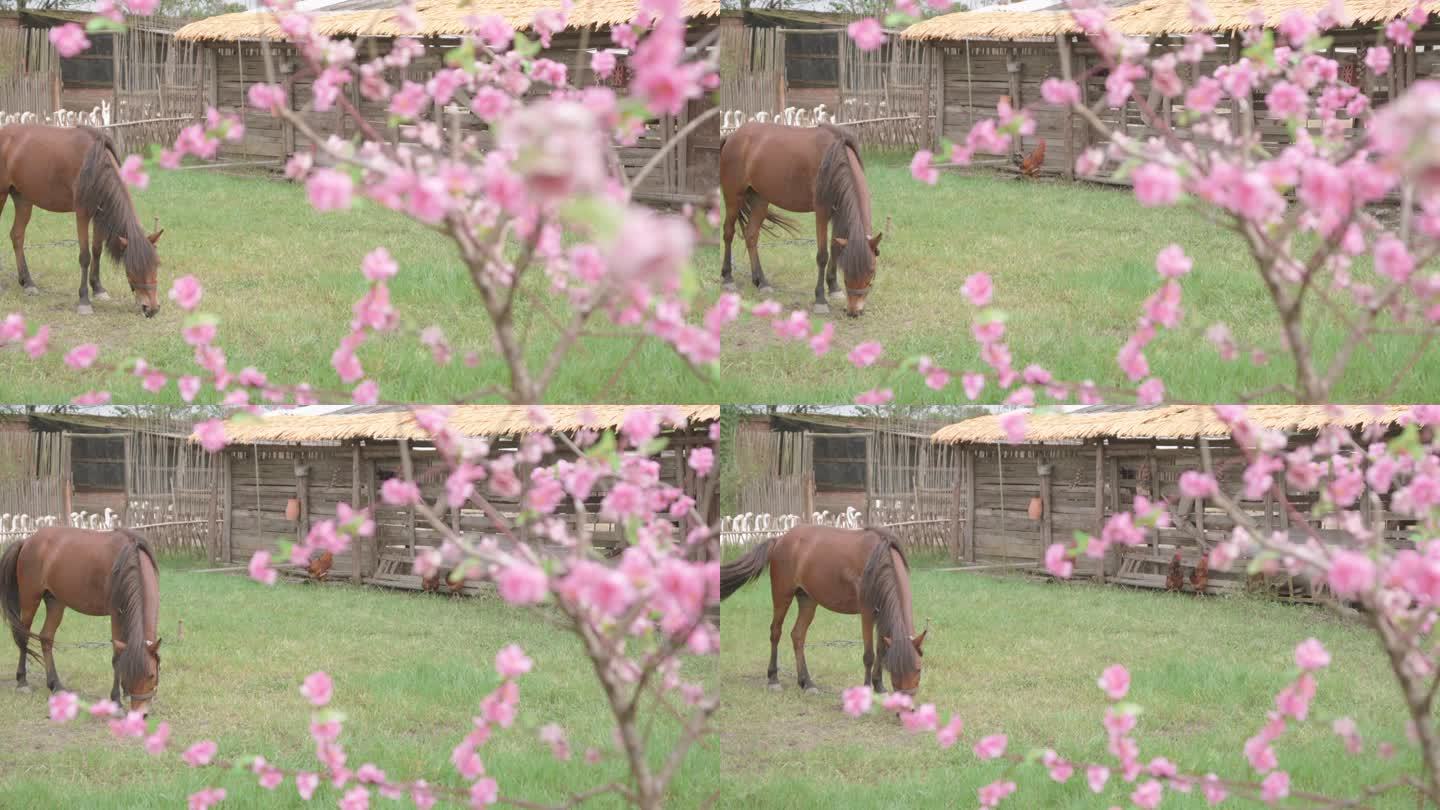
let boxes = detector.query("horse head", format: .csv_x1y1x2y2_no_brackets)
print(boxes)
884,618,928,696
113,637,162,716
833,215,889,318
115,217,164,317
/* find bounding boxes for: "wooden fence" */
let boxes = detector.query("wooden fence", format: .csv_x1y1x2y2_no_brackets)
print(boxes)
124,413,221,556
0,431,70,549
0,72,59,118
114,22,206,122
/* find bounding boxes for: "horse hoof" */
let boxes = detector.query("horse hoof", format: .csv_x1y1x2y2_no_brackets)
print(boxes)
811,303,830,315
77,304,93,316
15,684,31,693
721,281,737,292
767,683,782,692
829,289,845,300
804,686,821,695
23,286,38,296
759,284,775,294
95,291,111,301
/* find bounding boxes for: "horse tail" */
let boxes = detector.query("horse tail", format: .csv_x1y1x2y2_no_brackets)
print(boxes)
76,129,154,276
720,537,773,601
734,189,800,239
0,539,38,664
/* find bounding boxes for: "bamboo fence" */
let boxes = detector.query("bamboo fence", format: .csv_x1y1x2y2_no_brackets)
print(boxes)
0,431,69,549
124,411,220,556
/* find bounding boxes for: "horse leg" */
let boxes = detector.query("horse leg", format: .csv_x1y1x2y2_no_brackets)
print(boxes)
720,190,740,291
790,593,820,694
37,595,66,693
13,592,37,692
812,209,831,315
90,218,109,302
10,195,36,294
75,212,94,315
861,610,876,693
743,198,773,292
109,616,122,703
871,621,887,693
826,239,842,300
767,587,793,691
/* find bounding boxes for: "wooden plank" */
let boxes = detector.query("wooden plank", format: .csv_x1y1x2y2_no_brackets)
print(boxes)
1094,442,1106,584
399,439,416,551
352,443,362,584
950,445,963,562
964,448,977,562
1039,460,1052,550
223,452,233,563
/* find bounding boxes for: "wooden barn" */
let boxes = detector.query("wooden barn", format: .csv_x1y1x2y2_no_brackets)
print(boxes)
902,0,1440,179
172,0,723,204
931,405,1421,599
199,405,719,592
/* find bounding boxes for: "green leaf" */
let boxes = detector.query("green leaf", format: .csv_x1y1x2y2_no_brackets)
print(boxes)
975,307,1007,325
316,708,347,725
445,40,477,73
1114,701,1144,717
1246,550,1278,576
679,261,700,302
560,195,623,239
1242,30,1276,68
1071,532,1091,557
1309,35,1334,54
639,437,670,456
884,12,915,27
1023,747,1046,764
86,16,127,34
513,33,541,58
586,431,618,466
276,539,294,560
183,312,220,332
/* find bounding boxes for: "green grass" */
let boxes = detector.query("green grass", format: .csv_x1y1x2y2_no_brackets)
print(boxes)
716,565,1416,809
1,156,1436,403
0,558,717,809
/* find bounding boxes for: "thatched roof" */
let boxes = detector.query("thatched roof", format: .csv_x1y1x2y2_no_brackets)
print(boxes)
902,0,1440,42
930,405,1414,444
195,404,719,445
173,0,721,41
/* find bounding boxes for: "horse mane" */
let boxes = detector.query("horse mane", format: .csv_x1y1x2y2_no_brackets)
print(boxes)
75,127,157,282
859,527,918,679
814,124,873,287
110,531,156,686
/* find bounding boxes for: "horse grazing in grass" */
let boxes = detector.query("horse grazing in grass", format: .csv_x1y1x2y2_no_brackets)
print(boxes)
718,122,888,318
720,525,926,696
0,124,164,316
1,527,163,716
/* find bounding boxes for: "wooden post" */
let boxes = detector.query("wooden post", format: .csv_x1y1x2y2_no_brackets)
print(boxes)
222,452,233,563
931,44,944,149
964,448,977,562
1094,441,1105,584
1006,45,1022,160
950,447,964,563
1038,458,1053,552
1146,453,1159,551
205,457,221,563
351,443,362,584
295,457,311,538
863,433,874,527
399,439,416,552
1058,34,1075,181
366,458,378,578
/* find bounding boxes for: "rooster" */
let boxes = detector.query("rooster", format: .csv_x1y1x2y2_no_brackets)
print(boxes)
448,566,468,595
1191,553,1209,595
1014,138,1046,178
1165,550,1184,592
421,569,442,593
308,551,334,582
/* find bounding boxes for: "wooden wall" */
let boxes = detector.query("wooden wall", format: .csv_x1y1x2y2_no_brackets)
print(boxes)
221,426,717,584
202,27,720,205
930,26,1440,181
953,434,1417,597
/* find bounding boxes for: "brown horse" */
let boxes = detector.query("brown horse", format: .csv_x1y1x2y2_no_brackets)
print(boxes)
720,525,926,696
718,122,888,318
0,528,162,715
0,124,164,316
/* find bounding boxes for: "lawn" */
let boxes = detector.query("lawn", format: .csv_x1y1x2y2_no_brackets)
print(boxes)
0,558,718,809
716,561,1416,809
0,157,1435,403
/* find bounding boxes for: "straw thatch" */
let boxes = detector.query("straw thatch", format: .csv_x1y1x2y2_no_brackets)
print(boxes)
173,0,721,41
902,0,1440,42
194,405,720,445
931,405,1414,444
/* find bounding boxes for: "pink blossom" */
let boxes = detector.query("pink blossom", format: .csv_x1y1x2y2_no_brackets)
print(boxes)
48,692,79,722
1137,378,1165,405
300,671,333,706
49,24,89,58
187,788,226,810
307,169,354,211
847,18,885,51
962,272,993,306
380,478,421,506
89,700,119,718
109,710,147,739
1098,664,1130,700
1040,77,1081,106
470,777,499,807
973,733,1007,760
119,154,149,190
497,561,548,605
1202,774,1228,804
1261,771,1290,803
23,326,48,359
495,644,532,678
902,703,938,732
936,713,963,748
183,740,218,767
144,722,170,755
1328,549,1376,597
1156,244,1192,278
1087,765,1109,793
1133,163,1182,207
978,780,1017,808
1375,236,1415,283
361,248,398,282
169,275,203,310
999,411,1026,444
848,341,883,368
591,51,617,78
855,388,893,406
842,685,873,717
1265,81,1308,120
247,82,287,112
1132,780,1163,809
297,772,320,800
1045,543,1073,578
962,373,985,400
1179,471,1218,499
1367,47,1392,75
63,343,99,370
1295,638,1330,671
248,550,277,585
882,692,913,712
340,786,369,810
